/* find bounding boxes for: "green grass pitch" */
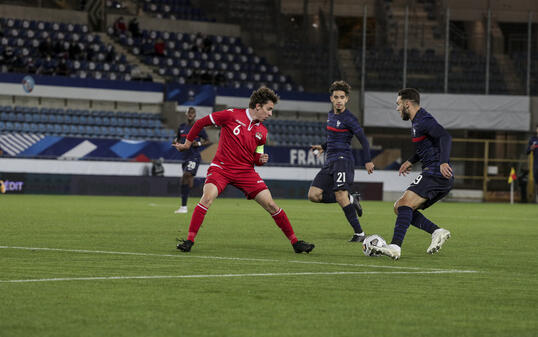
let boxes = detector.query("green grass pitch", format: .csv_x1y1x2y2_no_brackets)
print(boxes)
1,194,537,337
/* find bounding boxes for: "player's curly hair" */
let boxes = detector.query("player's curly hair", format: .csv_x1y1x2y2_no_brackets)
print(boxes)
329,80,351,96
398,88,421,105
249,87,279,108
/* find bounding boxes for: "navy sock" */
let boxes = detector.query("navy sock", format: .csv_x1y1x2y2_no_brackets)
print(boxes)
391,206,413,247
411,211,439,234
181,184,190,207
342,204,363,233
321,190,337,203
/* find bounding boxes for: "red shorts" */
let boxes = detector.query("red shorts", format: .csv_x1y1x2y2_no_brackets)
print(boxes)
205,164,268,199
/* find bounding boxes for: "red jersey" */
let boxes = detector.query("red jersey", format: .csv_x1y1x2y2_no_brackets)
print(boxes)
187,108,267,171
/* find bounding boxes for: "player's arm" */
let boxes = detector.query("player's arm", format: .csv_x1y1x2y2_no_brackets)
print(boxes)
349,117,374,174
526,139,536,154
193,129,211,148
310,143,325,157
399,151,419,176
253,145,268,166
173,110,229,151
173,125,182,144
428,121,453,178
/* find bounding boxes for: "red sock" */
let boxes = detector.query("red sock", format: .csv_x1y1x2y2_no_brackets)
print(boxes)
271,208,298,244
187,203,208,242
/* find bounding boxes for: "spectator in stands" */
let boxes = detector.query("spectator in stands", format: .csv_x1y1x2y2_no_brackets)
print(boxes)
105,44,116,62
38,37,53,58
213,71,224,86
57,58,69,76
192,33,203,52
26,57,37,74
140,38,153,55
37,56,55,75
151,158,165,177
128,17,141,38
154,38,165,56
202,35,212,53
0,47,16,71
113,17,127,35
69,42,82,60
200,70,212,84
86,45,95,61
53,40,64,56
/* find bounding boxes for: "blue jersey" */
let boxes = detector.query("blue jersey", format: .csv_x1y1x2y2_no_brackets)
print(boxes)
177,122,208,160
409,108,452,177
325,109,371,164
527,136,538,169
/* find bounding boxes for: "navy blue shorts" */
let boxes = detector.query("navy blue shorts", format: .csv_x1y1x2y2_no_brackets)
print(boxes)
182,157,200,176
311,158,355,192
407,173,454,209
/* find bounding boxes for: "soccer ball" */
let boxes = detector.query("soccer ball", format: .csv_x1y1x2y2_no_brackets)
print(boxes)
362,234,387,257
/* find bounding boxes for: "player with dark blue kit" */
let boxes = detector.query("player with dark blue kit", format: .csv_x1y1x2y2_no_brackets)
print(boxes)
372,88,453,260
308,81,375,242
174,107,210,214
526,124,538,202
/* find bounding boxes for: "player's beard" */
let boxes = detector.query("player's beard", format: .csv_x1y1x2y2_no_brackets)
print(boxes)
401,106,411,121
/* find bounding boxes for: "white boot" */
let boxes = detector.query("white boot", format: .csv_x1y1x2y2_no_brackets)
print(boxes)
427,228,451,254
372,244,401,260
174,206,188,214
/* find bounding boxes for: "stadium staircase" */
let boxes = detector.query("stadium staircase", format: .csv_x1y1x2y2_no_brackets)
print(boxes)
384,0,444,53
495,54,525,94
97,32,166,83
338,49,360,88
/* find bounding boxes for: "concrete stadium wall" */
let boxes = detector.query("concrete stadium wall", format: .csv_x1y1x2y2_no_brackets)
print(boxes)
445,0,538,22
281,0,377,16
106,14,240,37
0,4,87,24
531,97,538,130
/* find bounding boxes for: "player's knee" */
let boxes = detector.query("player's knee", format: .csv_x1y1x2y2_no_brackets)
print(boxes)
267,202,279,214
334,190,347,202
307,189,322,202
394,198,414,214
200,194,216,208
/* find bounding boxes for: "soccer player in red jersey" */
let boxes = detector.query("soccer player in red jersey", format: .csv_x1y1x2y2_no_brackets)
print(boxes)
172,87,315,253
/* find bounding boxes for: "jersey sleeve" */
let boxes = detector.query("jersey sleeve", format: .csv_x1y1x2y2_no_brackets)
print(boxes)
527,138,533,155
425,117,452,164
175,124,184,140
207,109,233,126
199,128,209,141
347,114,372,162
186,110,234,142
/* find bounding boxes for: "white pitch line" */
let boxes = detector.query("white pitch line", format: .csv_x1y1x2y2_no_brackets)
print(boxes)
0,245,477,273
0,270,478,283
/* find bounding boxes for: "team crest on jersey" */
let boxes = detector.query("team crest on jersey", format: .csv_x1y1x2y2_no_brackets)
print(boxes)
235,120,246,127
336,120,341,128
412,128,416,136
255,132,262,140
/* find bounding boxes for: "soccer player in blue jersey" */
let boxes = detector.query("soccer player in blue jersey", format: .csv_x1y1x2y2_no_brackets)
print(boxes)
526,124,538,202
372,88,453,260
174,107,210,214
308,80,375,242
